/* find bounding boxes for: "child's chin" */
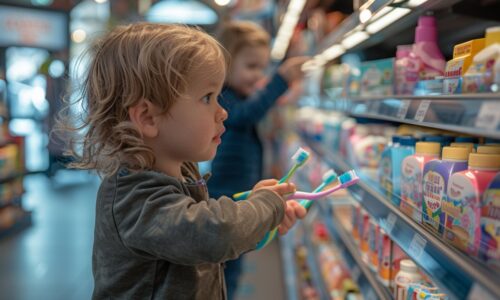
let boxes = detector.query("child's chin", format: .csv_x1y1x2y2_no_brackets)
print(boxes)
200,150,217,161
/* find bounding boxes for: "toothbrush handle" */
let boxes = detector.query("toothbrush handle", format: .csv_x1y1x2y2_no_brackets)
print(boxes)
287,178,359,200
278,164,299,184
233,164,300,200
256,181,326,250
233,190,251,201
300,182,327,210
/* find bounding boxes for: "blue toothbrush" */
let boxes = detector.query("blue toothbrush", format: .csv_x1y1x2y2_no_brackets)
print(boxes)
286,170,359,200
232,147,310,201
300,169,338,210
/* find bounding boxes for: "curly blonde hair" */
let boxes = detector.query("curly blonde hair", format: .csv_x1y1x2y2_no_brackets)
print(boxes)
57,23,227,176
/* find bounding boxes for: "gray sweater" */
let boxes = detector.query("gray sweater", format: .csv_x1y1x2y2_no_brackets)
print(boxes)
92,162,286,299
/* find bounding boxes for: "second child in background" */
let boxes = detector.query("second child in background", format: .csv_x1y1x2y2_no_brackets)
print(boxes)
208,21,308,299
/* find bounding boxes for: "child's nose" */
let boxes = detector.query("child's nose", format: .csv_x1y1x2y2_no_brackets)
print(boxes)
217,107,228,122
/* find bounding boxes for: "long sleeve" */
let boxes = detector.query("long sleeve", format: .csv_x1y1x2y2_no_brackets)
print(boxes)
110,172,285,266
221,73,288,126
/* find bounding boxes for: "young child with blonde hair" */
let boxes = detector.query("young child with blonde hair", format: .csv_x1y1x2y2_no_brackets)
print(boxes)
59,23,306,299
209,20,309,299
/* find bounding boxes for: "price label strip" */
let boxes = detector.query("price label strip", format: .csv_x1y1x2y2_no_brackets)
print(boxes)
414,100,431,122
378,212,397,235
396,100,411,119
408,233,427,260
475,102,500,130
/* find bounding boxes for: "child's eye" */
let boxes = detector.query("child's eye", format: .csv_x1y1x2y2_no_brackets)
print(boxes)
201,93,212,104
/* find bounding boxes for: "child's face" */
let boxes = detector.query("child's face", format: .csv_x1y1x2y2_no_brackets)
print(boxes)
228,45,269,97
155,61,227,165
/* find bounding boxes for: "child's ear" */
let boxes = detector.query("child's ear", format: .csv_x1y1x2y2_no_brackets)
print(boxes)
128,99,160,138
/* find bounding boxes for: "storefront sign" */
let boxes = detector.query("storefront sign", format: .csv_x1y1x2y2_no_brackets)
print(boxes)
0,5,68,50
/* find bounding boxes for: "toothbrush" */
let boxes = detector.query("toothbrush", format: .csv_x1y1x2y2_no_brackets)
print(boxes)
232,147,310,201
255,170,359,250
300,169,338,210
254,169,337,250
286,170,359,201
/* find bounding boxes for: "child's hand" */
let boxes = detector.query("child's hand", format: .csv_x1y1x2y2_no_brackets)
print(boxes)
278,200,307,235
252,179,296,198
278,56,310,84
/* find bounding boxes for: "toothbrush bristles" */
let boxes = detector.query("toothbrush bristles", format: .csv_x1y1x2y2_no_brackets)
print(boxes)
339,170,358,184
322,169,337,183
291,147,310,165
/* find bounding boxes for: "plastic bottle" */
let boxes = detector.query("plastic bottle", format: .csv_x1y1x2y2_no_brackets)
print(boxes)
423,147,471,235
463,26,500,93
368,218,379,272
446,153,500,254
477,145,500,154
410,15,446,81
379,136,417,204
443,38,485,94
480,172,500,271
450,142,476,153
378,228,391,287
394,45,417,95
394,259,422,300
359,209,371,263
401,142,441,222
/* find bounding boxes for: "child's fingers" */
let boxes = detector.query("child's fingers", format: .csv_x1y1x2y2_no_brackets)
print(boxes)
278,225,288,235
253,179,279,190
279,204,296,233
288,200,307,219
270,182,296,196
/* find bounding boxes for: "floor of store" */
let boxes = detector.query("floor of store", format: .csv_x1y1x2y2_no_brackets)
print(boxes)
0,171,285,300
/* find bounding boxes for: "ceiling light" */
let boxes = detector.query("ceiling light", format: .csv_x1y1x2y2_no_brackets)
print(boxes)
408,0,428,7
359,9,372,24
341,31,369,49
71,29,87,43
366,7,411,34
215,0,231,6
370,6,393,22
321,44,345,61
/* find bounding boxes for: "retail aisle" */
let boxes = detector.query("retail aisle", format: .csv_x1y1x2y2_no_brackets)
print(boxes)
0,171,99,300
235,239,285,300
0,171,286,300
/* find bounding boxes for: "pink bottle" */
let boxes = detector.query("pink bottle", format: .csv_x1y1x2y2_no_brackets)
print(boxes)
446,153,500,255
410,15,446,80
400,142,441,223
394,45,417,95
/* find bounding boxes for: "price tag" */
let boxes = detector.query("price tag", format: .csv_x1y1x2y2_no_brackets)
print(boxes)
396,100,410,119
414,100,431,122
385,212,397,234
468,283,497,300
408,233,427,260
475,102,500,130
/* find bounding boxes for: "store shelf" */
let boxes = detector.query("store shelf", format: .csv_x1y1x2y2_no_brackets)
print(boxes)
316,200,392,300
279,231,300,300
300,136,500,300
302,215,331,300
322,94,500,139
316,0,490,55
0,210,32,240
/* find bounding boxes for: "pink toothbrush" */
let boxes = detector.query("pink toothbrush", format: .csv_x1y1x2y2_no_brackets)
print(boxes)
286,170,359,200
